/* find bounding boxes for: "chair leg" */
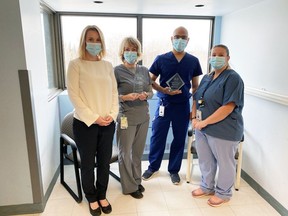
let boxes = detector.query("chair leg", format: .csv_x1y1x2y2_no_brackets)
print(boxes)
191,154,196,182
60,139,83,203
72,149,83,202
186,134,193,183
235,141,243,190
60,138,65,185
109,170,121,182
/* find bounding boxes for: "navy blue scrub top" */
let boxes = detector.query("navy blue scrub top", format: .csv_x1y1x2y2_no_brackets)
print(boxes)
150,51,202,103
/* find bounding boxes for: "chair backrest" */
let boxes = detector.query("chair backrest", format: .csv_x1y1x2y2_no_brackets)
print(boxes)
61,112,74,139
60,111,119,164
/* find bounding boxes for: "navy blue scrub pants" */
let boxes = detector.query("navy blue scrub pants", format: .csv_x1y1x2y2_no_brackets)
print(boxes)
148,99,190,174
73,118,115,203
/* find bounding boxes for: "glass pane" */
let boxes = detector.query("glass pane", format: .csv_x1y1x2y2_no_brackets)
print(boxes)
142,18,211,76
41,11,57,90
142,18,212,155
61,16,137,80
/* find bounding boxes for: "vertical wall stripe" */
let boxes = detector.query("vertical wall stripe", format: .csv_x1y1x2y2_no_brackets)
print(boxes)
18,70,44,204
213,16,222,45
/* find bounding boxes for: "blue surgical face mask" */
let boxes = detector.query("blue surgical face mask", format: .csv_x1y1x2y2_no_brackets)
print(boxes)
86,42,102,56
123,51,138,64
172,38,188,52
209,56,226,69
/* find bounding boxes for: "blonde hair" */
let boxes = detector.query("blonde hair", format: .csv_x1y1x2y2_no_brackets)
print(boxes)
78,25,106,59
118,37,142,63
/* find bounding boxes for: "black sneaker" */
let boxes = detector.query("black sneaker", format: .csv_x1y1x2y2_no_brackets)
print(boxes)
129,190,143,199
142,170,157,180
170,173,180,185
138,184,145,193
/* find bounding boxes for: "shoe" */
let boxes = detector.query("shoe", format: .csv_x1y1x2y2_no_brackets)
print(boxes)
170,173,180,185
192,188,215,198
89,202,101,216
129,190,143,199
138,184,145,193
98,199,112,214
142,170,157,180
207,195,229,207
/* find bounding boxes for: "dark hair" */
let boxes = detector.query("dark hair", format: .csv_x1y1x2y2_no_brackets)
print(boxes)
213,44,230,56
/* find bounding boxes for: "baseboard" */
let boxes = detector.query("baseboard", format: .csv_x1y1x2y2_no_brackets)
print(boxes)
241,170,288,216
0,203,44,216
44,166,60,204
142,152,172,161
0,167,60,216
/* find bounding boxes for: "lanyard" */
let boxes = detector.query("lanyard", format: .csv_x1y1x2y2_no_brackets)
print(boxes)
201,77,213,98
201,66,229,98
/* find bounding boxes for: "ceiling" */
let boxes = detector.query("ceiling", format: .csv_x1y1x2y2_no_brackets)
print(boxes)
42,0,265,16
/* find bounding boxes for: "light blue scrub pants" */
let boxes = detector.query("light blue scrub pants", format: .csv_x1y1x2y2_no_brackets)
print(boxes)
195,129,239,200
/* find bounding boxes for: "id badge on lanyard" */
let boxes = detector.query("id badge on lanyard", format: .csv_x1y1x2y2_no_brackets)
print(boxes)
159,99,165,117
120,115,128,129
196,110,202,121
159,105,165,117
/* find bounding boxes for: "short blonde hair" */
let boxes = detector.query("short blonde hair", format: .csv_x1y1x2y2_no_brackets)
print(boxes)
119,37,142,63
78,25,106,59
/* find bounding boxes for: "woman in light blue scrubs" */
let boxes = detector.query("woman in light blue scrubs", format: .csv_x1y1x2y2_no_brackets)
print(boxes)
191,44,244,207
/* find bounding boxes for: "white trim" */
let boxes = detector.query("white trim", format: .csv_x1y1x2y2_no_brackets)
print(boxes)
245,86,288,106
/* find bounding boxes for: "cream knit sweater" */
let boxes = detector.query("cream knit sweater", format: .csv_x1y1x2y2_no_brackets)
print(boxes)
67,58,119,127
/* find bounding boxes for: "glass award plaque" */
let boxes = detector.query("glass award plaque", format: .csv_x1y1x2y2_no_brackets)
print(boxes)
133,73,145,93
166,73,184,90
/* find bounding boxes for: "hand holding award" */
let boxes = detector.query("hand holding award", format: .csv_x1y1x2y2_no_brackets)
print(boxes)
165,73,184,95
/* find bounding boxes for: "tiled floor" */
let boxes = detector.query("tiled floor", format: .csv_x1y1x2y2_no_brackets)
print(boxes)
17,159,280,216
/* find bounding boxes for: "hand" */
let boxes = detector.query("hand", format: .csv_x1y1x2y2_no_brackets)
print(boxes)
138,92,148,101
124,93,140,101
94,116,113,126
191,119,198,128
194,120,208,130
104,115,113,123
164,87,182,95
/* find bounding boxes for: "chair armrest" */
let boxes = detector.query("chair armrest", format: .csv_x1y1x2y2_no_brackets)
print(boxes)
61,133,77,150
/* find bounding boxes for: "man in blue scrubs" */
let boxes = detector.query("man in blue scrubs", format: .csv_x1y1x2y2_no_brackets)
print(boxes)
142,26,203,184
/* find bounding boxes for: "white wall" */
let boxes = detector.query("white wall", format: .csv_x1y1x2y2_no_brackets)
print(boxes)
0,0,60,208
221,0,288,209
0,0,32,205
19,0,61,194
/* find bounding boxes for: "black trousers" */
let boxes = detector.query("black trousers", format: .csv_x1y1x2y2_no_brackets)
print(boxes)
73,118,115,202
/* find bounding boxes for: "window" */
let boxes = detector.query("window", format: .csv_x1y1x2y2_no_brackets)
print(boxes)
58,14,213,157
142,18,211,75
60,15,212,87
41,5,59,99
61,16,137,79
